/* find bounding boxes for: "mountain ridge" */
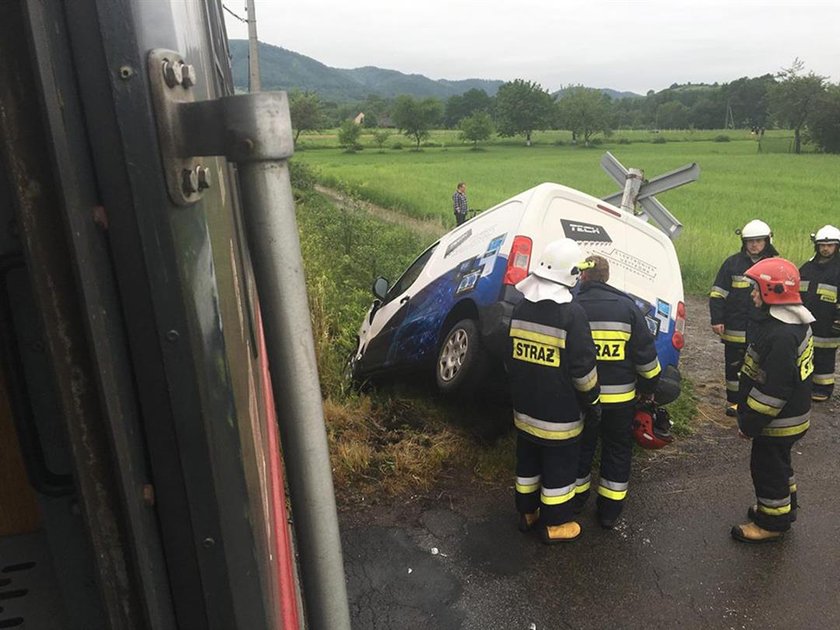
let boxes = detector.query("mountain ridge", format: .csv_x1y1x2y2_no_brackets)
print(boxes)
229,40,641,102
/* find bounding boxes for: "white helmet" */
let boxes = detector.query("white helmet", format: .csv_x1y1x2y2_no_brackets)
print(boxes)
531,238,586,287
740,219,772,241
813,225,840,245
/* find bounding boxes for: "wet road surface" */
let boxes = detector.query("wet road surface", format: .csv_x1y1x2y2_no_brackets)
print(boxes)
340,297,840,629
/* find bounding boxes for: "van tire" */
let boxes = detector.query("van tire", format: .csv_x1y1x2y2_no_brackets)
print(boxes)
435,319,487,394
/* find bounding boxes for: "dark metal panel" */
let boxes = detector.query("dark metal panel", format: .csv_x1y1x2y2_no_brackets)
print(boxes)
0,1,144,627
63,0,281,628
21,0,180,627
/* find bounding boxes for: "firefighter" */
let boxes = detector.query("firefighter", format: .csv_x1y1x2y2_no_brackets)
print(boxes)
506,238,601,544
572,255,661,528
731,257,813,543
709,219,779,417
799,225,840,402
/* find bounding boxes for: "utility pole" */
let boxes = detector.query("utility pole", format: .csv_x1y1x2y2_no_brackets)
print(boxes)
246,0,261,92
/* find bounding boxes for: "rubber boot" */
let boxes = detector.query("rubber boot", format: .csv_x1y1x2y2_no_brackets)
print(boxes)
518,511,539,533
730,521,784,544
541,521,581,544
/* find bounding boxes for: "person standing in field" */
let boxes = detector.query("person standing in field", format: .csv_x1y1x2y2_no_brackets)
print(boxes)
572,255,661,529
709,220,779,417
506,239,601,544
452,182,468,226
731,257,813,543
798,225,840,402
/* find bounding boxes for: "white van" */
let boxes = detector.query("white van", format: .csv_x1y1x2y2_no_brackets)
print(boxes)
348,180,686,402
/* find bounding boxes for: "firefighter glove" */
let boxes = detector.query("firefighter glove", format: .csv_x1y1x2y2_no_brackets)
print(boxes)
585,403,602,428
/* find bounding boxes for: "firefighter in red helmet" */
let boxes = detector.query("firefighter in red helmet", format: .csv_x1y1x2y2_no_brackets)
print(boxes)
572,255,661,529
731,257,813,543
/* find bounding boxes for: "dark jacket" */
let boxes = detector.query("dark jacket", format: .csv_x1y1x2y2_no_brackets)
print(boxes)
737,312,812,438
576,281,661,407
799,254,840,345
709,244,779,344
506,299,600,445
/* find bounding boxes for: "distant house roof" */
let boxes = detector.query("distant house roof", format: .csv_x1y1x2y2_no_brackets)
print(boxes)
353,112,365,125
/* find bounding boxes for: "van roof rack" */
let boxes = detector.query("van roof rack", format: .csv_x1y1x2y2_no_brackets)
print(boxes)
599,152,699,240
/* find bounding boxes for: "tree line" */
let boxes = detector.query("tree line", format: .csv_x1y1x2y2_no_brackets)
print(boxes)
289,60,840,154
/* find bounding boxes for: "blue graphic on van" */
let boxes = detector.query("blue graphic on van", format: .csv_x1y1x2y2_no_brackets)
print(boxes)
386,249,509,367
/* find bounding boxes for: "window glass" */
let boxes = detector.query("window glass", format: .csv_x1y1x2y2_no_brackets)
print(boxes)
384,243,439,303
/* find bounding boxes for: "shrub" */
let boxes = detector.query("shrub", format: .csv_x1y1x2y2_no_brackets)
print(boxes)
651,136,667,144
391,142,403,150
714,134,731,142
617,137,631,145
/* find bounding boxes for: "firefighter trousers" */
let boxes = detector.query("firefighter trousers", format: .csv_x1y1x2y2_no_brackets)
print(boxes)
813,346,837,398
724,342,746,405
749,433,804,532
574,405,634,520
515,432,580,526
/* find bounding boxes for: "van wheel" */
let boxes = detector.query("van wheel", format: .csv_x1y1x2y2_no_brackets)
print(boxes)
435,319,487,394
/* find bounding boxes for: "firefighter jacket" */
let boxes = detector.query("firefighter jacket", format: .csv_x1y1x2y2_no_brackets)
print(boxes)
506,299,600,445
709,245,778,344
737,311,813,438
799,255,840,348
576,281,661,407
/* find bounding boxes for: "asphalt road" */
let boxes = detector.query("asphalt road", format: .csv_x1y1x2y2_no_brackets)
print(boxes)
339,296,840,629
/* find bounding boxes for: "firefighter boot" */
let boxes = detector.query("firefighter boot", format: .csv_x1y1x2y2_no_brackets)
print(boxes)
541,521,581,544
748,504,796,523
730,522,784,544
518,511,539,533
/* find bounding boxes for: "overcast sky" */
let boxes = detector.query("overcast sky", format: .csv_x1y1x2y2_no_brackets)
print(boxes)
223,1,839,94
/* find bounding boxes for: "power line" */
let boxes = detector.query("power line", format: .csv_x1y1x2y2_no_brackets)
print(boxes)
222,4,246,22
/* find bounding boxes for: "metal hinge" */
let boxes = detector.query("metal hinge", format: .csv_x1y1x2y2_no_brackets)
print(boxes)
147,49,294,206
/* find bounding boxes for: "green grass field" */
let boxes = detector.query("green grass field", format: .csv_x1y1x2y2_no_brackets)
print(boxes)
294,135,839,294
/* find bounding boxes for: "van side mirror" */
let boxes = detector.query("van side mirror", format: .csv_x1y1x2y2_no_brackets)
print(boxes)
372,276,389,300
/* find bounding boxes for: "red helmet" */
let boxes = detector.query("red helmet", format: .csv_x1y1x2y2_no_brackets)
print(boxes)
744,257,802,305
632,403,674,449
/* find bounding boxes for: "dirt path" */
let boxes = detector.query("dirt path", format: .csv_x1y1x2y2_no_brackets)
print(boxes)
315,184,447,243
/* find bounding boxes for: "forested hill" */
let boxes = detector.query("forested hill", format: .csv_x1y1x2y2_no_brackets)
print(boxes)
228,40,640,102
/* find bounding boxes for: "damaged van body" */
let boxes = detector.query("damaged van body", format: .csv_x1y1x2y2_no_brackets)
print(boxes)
348,156,697,403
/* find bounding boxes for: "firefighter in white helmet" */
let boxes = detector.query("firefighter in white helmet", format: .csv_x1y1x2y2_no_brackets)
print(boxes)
506,238,601,544
799,225,840,402
709,220,779,417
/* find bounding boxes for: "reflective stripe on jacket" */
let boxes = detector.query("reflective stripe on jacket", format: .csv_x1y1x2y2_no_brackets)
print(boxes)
506,299,600,444
799,255,840,340
710,246,777,344
576,281,661,407
737,314,813,438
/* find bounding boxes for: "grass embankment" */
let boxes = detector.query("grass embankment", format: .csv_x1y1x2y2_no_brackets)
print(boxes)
292,163,513,499
295,136,840,294
292,161,696,500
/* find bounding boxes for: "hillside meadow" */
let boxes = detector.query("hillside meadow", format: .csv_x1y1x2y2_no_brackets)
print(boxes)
293,133,839,294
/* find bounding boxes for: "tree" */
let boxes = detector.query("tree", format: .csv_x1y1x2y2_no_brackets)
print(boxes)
556,86,613,145
337,120,362,151
372,129,392,151
656,101,690,129
768,59,827,154
390,95,443,149
495,79,553,146
288,91,323,144
444,88,493,128
458,112,494,148
807,84,840,153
